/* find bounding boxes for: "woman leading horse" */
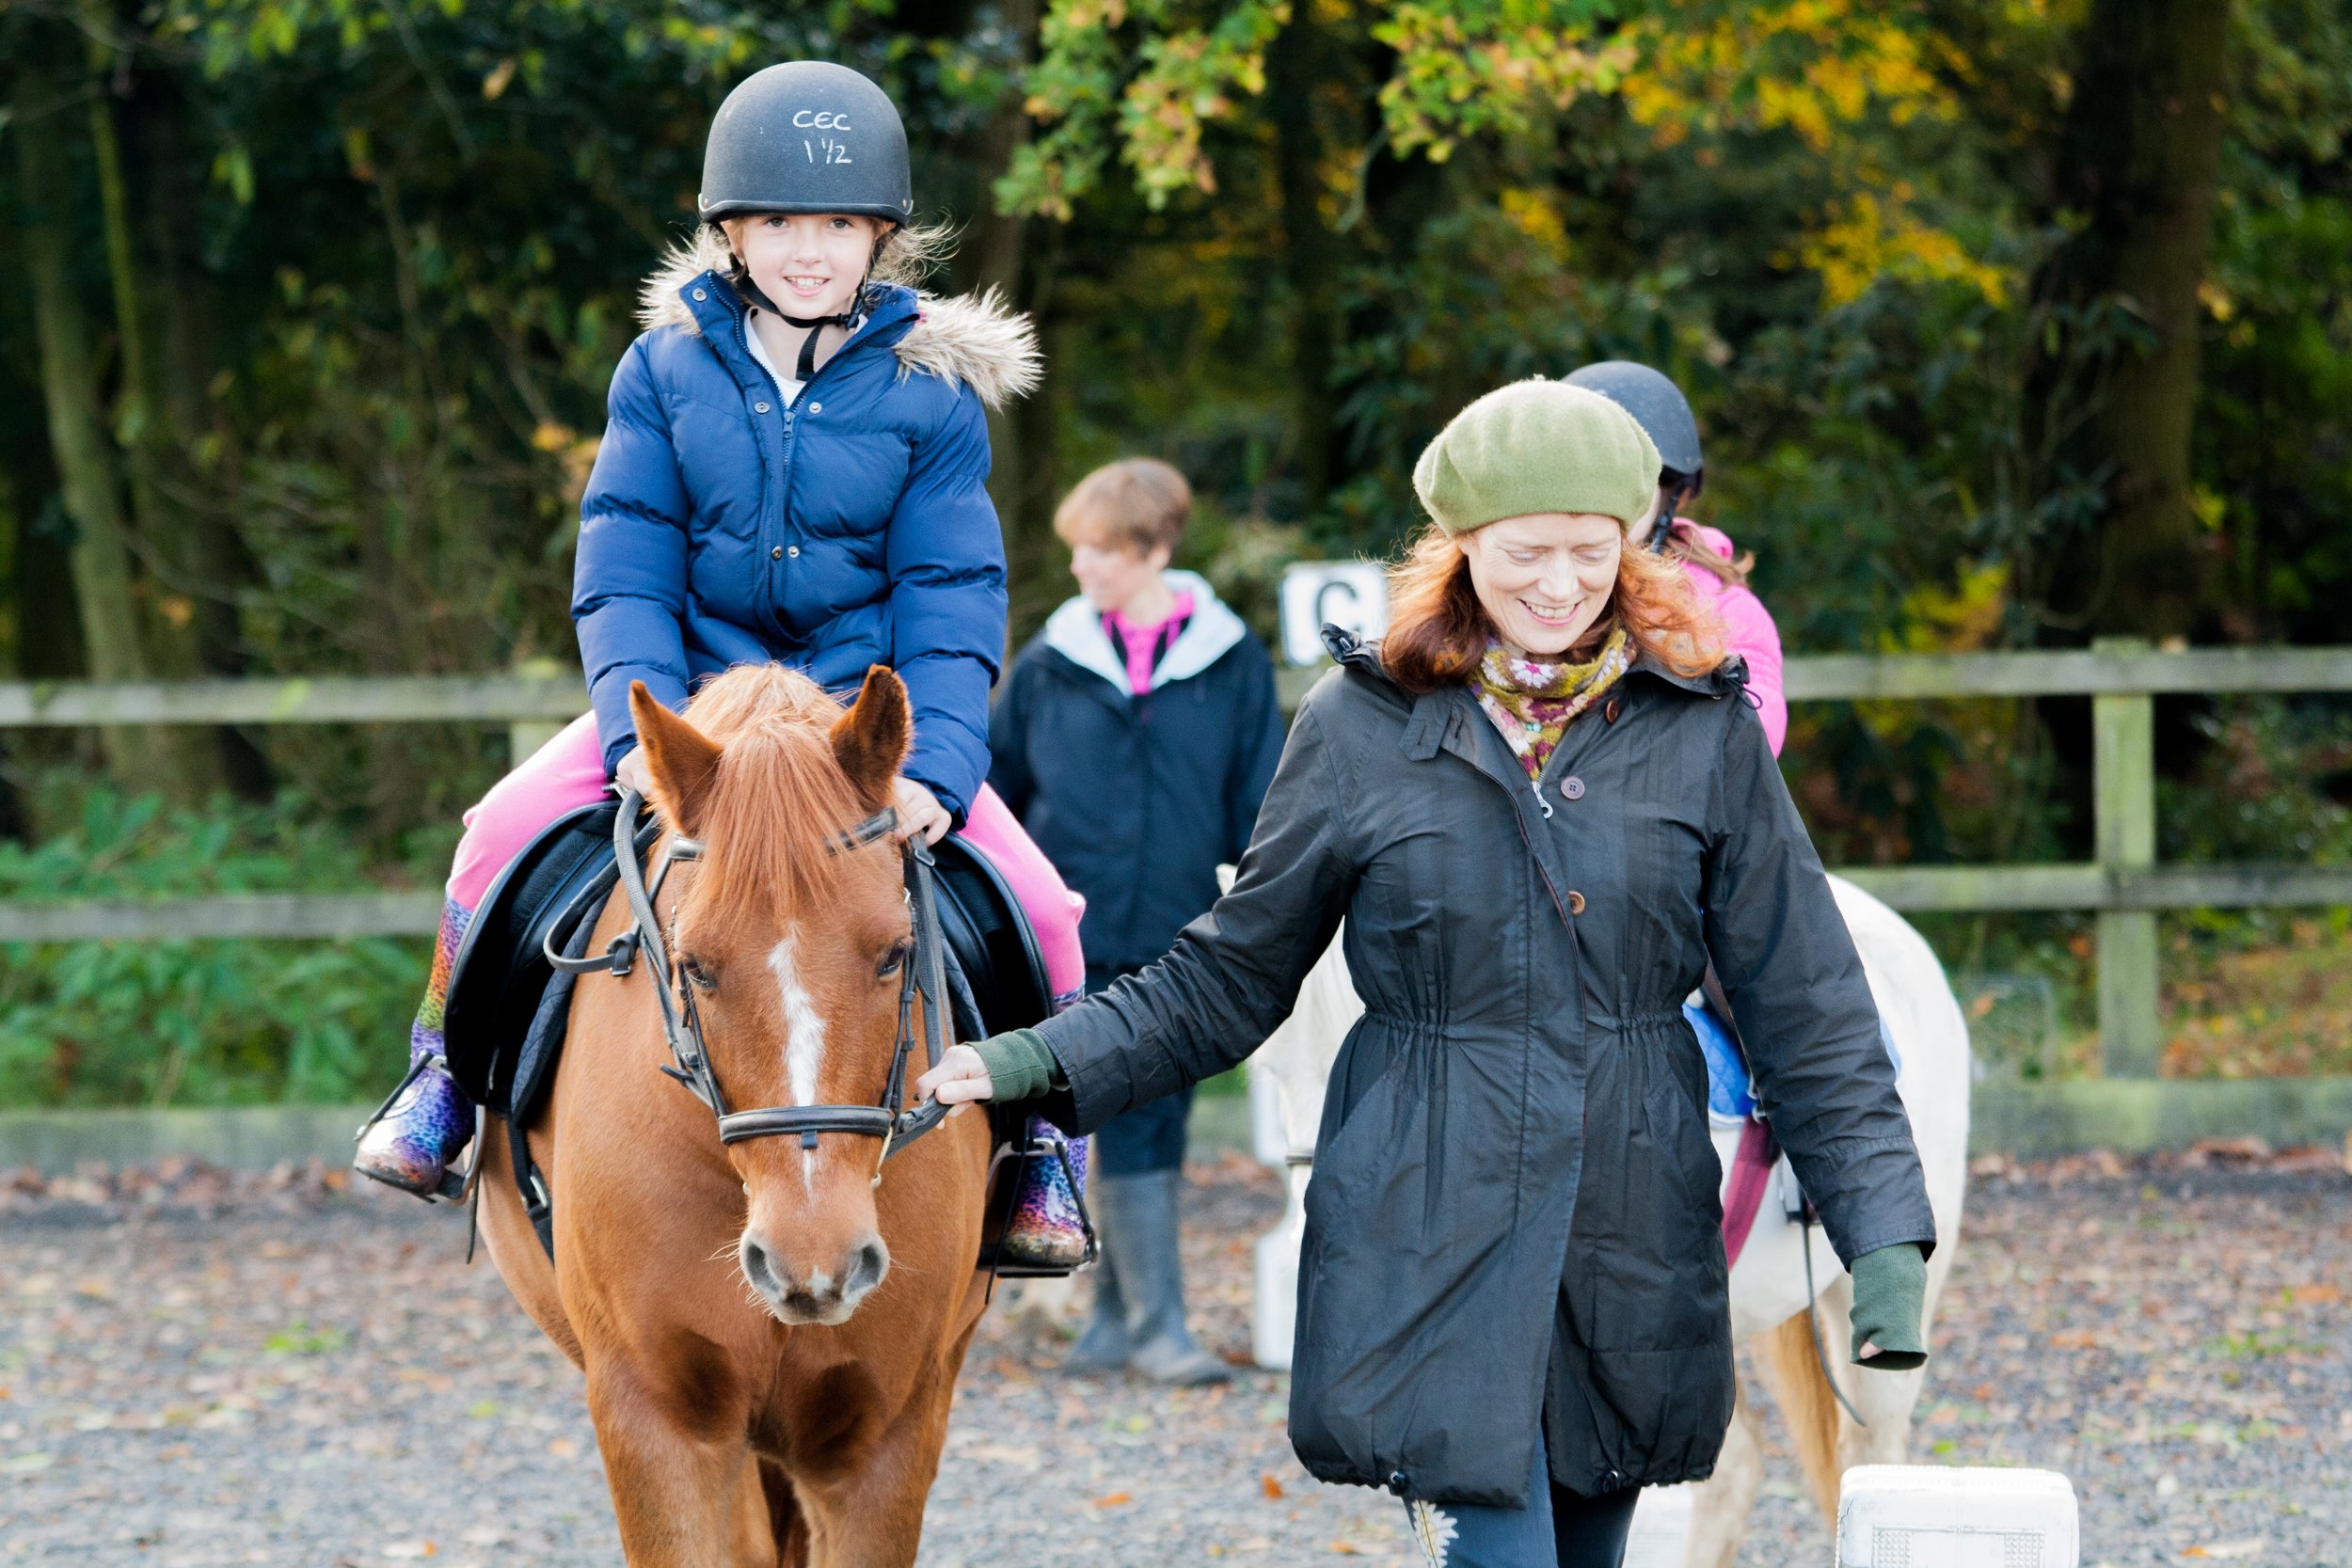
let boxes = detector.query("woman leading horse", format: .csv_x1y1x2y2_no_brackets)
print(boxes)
921,380,1940,1568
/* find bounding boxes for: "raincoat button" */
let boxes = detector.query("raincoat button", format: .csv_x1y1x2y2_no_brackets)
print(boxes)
1387,1470,1411,1497
1604,699,1621,723
771,546,784,561
755,401,771,414
1561,775,1585,800
1567,890,1587,916
787,546,800,557
692,288,707,301
807,402,822,414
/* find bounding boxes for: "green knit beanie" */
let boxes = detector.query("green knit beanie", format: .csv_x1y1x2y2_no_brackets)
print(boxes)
1413,379,1662,534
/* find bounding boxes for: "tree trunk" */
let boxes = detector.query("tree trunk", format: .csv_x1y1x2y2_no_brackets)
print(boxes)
82,2,229,796
1268,2,1345,520
131,62,276,799
2040,0,2233,641
966,0,1057,636
15,80,165,781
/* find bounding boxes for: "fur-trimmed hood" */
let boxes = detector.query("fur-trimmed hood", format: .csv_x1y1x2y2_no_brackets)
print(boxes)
635,229,1041,409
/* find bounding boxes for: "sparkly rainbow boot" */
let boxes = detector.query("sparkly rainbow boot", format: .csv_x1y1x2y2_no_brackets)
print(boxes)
354,898,478,1198
995,1117,1092,1271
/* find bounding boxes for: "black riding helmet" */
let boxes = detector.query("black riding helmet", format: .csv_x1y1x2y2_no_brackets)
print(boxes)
700,61,912,378
1564,361,1703,550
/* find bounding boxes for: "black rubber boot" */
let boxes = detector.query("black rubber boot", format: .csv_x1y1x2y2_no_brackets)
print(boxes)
1090,1170,1230,1386
1064,1241,1129,1373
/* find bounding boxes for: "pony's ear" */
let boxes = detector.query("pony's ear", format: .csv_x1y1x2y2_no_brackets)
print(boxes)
831,665,911,813
628,681,723,837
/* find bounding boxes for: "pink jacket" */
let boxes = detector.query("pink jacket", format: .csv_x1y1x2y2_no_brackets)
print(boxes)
1675,523,1786,756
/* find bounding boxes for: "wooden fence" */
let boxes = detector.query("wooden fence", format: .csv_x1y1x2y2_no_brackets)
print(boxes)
8,641,2352,1149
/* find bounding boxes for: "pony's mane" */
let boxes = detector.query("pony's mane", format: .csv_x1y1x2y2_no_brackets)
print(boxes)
676,666,876,926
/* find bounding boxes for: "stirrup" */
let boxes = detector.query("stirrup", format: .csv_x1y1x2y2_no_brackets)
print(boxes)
976,1129,1096,1284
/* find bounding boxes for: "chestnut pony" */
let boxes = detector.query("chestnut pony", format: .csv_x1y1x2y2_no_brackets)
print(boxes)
474,663,994,1567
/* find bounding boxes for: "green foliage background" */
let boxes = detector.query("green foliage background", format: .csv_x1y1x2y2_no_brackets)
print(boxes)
2,0,2349,1104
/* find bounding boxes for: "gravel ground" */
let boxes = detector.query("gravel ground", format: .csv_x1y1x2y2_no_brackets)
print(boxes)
3,1148,2347,1567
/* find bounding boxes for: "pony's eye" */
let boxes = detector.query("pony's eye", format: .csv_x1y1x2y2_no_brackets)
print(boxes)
876,942,911,980
681,957,719,992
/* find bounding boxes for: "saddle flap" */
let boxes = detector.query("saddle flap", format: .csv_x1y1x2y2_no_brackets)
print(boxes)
443,800,658,1115
929,833,1054,1037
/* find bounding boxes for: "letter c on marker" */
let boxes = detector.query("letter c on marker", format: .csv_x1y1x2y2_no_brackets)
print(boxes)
792,110,852,130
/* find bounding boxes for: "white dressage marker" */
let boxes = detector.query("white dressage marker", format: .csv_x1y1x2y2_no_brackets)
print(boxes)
1836,1465,2078,1568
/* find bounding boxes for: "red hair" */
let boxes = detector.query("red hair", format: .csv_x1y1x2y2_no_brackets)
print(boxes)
1380,524,1726,695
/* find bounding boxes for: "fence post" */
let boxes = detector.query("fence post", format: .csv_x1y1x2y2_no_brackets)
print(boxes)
2092,636,2161,1077
506,656,569,767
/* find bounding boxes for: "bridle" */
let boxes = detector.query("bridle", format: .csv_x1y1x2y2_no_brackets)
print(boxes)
553,789,954,1185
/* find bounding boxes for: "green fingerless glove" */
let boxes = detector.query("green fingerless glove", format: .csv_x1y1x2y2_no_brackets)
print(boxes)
1848,1243,1929,1371
971,1027,1058,1103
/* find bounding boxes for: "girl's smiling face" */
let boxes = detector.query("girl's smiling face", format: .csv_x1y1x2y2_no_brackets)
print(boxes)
725,213,887,318
1458,513,1624,657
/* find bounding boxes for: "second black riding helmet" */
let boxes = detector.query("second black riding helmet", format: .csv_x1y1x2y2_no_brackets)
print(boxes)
699,60,913,225
1563,361,1704,488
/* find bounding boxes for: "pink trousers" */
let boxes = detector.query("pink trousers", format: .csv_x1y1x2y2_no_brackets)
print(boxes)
450,714,1087,1004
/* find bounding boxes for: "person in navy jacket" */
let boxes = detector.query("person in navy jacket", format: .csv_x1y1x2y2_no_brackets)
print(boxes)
990,460,1285,1379
358,62,1091,1271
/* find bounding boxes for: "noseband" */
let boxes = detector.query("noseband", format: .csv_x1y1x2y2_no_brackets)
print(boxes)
557,789,955,1183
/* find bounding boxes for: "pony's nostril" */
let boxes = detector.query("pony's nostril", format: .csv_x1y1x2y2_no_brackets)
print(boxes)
739,1237,784,1298
847,1238,889,1297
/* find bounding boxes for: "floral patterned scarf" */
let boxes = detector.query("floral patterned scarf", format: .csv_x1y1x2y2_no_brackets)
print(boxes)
1470,626,1632,782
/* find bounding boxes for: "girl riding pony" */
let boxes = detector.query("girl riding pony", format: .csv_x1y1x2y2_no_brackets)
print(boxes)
357,60,1090,1271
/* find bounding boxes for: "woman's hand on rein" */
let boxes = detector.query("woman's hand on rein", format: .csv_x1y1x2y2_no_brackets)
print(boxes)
893,777,952,845
916,1044,996,1105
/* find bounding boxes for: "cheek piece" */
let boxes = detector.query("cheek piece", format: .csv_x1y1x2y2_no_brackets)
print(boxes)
726,230,896,382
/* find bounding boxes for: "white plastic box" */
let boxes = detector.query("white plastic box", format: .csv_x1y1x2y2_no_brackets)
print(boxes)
1836,1465,2079,1568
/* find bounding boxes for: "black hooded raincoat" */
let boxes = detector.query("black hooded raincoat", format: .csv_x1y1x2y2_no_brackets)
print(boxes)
1034,630,1937,1508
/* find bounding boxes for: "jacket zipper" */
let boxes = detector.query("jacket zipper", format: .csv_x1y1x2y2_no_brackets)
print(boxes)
738,305,853,643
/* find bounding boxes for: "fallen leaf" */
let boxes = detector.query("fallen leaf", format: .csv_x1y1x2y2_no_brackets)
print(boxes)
547,1436,579,1458
2185,1540,2265,1560
1092,1492,1132,1508
0,1453,54,1475
1261,1474,1285,1500
1328,1543,1360,1556
2049,1330,2098,1350
2188,1136,2270,1163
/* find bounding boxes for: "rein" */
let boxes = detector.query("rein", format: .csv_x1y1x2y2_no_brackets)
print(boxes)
555,789,955,1184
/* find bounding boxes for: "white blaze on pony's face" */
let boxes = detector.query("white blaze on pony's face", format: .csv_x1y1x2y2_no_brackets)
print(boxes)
626,666,916,1328
767,928,829,1191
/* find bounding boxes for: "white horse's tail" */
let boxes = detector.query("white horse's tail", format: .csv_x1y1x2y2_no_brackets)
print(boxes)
1752,1310,1844,1522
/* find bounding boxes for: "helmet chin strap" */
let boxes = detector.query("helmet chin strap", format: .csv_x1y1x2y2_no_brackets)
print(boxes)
1648,475,1697,553
728,230,896,382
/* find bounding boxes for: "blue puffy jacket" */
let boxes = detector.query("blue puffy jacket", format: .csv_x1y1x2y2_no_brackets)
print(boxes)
572,233,1040,819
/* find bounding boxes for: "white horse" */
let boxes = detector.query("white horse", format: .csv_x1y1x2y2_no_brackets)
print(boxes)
1243,873,1971,1568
